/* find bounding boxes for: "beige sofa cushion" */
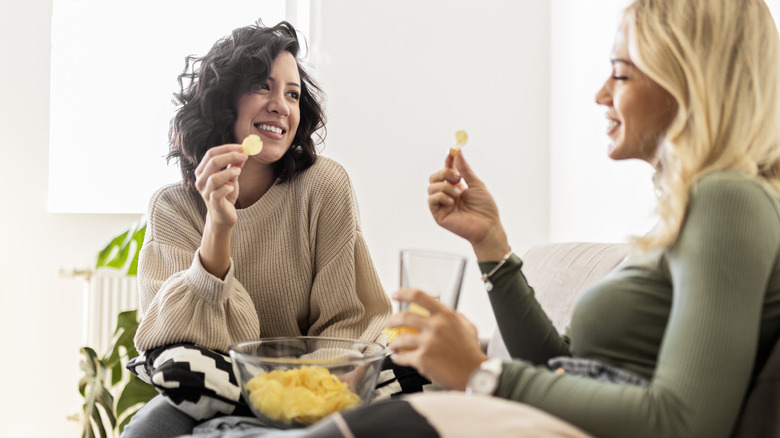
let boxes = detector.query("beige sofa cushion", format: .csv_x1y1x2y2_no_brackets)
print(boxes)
487,242,631,360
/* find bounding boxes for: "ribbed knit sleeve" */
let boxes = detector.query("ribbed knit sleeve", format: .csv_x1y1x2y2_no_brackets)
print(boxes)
489,172,780,438
134,185,260,353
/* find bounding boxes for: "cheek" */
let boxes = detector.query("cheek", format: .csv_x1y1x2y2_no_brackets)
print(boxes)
236,94,265,120
615,95,648,139
291,108,301,134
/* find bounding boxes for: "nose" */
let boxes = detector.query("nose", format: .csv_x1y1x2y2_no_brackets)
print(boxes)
267,91,290,117
595,77,612,107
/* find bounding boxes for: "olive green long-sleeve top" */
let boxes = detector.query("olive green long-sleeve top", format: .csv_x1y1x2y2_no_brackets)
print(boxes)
483,171,780,438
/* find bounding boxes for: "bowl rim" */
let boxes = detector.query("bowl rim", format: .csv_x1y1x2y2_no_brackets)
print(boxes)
228,336,388,366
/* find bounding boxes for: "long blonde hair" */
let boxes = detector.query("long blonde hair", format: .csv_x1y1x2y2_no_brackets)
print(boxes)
625,0,780,251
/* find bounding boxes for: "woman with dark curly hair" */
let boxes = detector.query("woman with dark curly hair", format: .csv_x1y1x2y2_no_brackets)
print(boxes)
122,20,391,437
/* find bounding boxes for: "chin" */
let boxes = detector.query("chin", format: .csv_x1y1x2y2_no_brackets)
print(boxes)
607,144,624,161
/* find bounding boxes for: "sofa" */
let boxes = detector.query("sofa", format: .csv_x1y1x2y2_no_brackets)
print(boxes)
485,242,780,438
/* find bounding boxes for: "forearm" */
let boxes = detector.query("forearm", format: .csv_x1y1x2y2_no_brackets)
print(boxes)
199,213,233,279
481,254,570,364
137,245,259,352
494,360,680,438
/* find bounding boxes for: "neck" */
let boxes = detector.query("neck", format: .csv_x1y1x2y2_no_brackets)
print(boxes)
236,161,276,209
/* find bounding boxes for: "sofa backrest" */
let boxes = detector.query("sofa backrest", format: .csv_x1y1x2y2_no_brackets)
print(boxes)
487,242,631,359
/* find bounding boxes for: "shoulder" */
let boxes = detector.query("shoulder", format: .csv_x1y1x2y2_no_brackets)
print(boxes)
684,171,780,241
146,183,205,233
148,183,200,214
300,156,351,182
691,171,780,212
289,157,361,224
294,156,355,197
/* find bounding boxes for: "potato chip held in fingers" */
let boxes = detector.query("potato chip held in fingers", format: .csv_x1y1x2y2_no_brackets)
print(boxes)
450,130,468,156
242,134,263,155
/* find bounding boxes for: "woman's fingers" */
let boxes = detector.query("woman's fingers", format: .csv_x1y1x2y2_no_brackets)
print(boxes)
197,167,240,198
203,184,236,205
393,288,449,315
195,146,246,193
451,152,484,189
195,145,246,180
429,167,462,185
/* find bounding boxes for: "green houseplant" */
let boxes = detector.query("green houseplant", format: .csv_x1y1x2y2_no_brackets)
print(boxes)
78,218,157,438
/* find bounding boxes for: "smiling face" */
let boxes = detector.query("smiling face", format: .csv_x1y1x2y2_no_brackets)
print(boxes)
233,51,301,164
595,19,678,164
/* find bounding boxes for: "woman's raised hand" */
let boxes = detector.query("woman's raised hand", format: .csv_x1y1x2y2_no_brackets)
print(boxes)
194,144,248,278
194,144,248,228
427,152,510,261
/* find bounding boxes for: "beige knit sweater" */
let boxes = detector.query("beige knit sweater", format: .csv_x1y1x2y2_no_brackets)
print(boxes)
134,157,391,353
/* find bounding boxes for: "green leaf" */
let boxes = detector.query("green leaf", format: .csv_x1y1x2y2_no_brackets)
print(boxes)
80,346,114,438
78,347,99,397
95,217,146,275
103,310,141,386
88,404,108,438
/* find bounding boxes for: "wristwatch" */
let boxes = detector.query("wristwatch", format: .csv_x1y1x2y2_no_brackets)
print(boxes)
465,358,503,396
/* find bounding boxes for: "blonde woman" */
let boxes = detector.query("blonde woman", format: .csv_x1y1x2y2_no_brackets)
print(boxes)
380,0,780,437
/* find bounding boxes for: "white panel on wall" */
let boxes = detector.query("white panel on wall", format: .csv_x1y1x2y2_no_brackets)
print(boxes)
48,0,290,214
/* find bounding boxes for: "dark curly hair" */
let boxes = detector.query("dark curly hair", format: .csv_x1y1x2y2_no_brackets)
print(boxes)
167,20,326,192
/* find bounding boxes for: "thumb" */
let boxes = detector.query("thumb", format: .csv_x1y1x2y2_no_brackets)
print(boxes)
453,152,484,188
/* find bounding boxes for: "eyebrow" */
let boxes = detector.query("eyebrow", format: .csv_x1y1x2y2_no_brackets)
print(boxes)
267,76,301,89
611,58,634,67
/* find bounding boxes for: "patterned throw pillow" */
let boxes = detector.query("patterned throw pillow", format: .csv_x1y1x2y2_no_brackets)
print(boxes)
126,343,249,420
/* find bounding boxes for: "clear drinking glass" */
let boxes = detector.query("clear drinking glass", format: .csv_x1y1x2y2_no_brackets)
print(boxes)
398,249,467,334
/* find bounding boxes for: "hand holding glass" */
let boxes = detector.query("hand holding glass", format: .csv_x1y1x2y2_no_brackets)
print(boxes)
398,249,467,335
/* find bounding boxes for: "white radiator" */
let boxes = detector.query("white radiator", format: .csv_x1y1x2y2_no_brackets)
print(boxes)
82,272,139,354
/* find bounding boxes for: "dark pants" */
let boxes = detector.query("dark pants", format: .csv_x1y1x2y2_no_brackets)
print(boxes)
121,394,199,438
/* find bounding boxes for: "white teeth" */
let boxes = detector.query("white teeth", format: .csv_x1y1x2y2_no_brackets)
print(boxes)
607,120,619,129
257,124,283,135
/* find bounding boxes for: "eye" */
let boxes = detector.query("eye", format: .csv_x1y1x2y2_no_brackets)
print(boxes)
286,90,300,101
612,76,629,81
250,81,270,93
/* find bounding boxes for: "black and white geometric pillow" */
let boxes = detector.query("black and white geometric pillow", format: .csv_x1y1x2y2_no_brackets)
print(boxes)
126,343,249,420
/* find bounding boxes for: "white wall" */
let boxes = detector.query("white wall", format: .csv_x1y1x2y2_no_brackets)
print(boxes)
313,0,551,336
1,2,143,437
548,0,657,243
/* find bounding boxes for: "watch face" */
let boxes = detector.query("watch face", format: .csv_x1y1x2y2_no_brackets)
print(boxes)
471,369,498,395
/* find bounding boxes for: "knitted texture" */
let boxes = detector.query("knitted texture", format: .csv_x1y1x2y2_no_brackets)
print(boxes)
134,157,391,353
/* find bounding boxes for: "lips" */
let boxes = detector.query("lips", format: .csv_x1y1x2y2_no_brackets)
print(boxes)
606,115,620,135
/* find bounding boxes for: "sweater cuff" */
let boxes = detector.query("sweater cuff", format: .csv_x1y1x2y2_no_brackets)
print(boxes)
185,248,236,305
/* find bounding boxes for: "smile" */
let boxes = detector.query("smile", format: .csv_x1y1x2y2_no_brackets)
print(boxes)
255,123,285,135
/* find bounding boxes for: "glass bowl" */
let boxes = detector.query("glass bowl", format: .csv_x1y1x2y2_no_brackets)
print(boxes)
229,336,387,428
